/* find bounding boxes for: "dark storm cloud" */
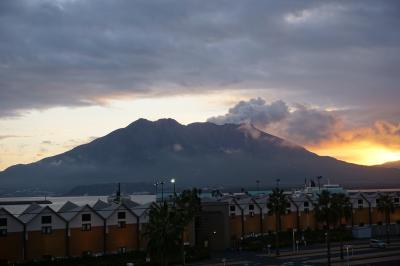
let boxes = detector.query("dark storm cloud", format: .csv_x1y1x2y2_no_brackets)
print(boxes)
0,0,400,121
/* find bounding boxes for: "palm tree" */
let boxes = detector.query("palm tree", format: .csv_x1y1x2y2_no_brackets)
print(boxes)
376,194,395,244
314,190,337,266
145,201,181,266
145,189,201,266
175,188,201,265
267,188,289,256
331,193,352,260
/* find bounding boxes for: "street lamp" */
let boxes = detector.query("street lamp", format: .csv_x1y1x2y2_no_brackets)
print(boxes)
323,202,332,266
160,181,165,202
292,228,297,253
276,179,280,189
256,180,260,192
154,181,159,201
317,176,322,192
171,178,176,195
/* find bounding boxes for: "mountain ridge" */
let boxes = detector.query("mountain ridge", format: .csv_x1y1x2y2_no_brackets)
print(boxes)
1,118,399,191
377,160,400,169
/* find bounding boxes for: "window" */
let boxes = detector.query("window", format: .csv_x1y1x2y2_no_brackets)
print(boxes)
358,223,364,227
377,221,383,226
394,198,399,204
118,221,126,228
41,226,52,235
357,199,363,209
230,213,236,218
304,202,309,207
249,212,254,217
41,216,52,224
82,223,91,231
286,203,291,213
82,214,91,222
230,205,236,212
0,218,7,227
118,247,126,254
118,211,126,219
0,229,7,237
249,204,254,211
82,251,92,257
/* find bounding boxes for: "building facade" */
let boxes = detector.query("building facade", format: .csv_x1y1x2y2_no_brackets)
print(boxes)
1,186,400,262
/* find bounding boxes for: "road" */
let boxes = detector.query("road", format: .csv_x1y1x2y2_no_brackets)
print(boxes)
192,238,400,266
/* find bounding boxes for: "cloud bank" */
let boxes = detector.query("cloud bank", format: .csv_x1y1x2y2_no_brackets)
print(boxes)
0,0,399,123
208,97,400,158
208,98,339,145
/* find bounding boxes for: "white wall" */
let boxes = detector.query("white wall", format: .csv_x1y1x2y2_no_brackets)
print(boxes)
0,209,23,233
69,206,104,228
26,208,66,231
106,206,136,226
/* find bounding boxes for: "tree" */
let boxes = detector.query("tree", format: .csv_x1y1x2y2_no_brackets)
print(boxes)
331,193,352,260
314,191,336,266
174,188,202,265
144,189,201,266
376,194,395,244
145,201,181,266
267,188,289,256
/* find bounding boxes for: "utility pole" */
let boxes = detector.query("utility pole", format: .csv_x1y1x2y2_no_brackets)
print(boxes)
256,180,260,192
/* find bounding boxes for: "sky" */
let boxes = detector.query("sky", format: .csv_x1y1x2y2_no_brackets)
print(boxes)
1,0,400,170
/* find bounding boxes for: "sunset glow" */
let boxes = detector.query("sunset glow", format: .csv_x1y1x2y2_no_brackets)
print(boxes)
308,142,400,166
1,1,399,173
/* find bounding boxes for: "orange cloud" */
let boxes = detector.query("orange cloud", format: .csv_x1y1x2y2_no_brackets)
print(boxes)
307,121,400,165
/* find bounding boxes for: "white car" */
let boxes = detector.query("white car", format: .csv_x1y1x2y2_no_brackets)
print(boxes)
369,239,386,248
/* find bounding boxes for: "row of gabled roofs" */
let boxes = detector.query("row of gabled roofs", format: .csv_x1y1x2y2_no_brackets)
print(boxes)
209,187,400,214
1,198,154,227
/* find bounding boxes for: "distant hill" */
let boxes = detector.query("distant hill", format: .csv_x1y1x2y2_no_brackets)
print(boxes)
0,118,399,192
378,160,400,169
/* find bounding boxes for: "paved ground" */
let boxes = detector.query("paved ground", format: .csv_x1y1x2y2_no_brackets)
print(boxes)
192,238,400,266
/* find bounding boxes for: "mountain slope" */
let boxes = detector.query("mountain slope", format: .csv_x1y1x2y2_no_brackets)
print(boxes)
378,160,400,169
1,118,399,191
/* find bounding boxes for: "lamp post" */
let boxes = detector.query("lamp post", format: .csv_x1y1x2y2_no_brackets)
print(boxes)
292,228,297,253
256,180,260,192
324,202,332,266
317,176,322,192
276,179,280,189
171,178,176,195
154,181,159,201
160,181,165,202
